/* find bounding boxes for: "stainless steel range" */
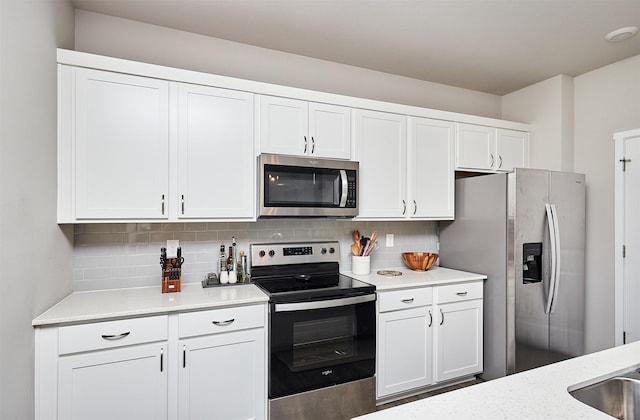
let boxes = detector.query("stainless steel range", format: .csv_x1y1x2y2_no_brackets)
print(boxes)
250,241,376,420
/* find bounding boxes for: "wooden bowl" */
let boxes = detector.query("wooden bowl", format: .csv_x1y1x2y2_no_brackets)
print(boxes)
402,252,438,271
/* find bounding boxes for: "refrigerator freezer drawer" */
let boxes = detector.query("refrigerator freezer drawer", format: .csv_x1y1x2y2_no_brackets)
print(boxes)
435,281,483,304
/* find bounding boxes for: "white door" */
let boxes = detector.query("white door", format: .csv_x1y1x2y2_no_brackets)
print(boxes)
408,117,455,219
615,129,640,345
177,83,254,219
58,343,168,419
74,68,169,219
455,123,495,171
377,306,433,398
258,95,308,156
354,109,407,218
308,102,351,159
434,300,483,382
496,129,529,171
178,329,266,420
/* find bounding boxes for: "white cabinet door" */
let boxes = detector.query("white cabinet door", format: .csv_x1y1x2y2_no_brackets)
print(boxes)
178,328,266,420
308,102,351,159
58,343,168,420
354,109,407,218
455,123,494,171
408,117,455,219
496,129,529,172
259,96,308,156
434,299,483,382
377,306,433,398
177,84,254,219
259,96,351,159
74,68,169,219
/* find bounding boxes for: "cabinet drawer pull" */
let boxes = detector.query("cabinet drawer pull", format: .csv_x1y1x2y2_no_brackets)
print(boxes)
428,310,433,327
311,136,315,154
101,331,131,340
456,291,468,296
498,155,503,168
490,153,495,168
160,347,164,372
401,298,414,304
440,309,444,325
161,194,165,215
181,194,185,214
303,136,308,154
413,200,417,215
212,318,235,326
402,200,406,215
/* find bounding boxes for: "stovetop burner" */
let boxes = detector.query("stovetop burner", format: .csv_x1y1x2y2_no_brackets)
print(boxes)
250,241,375,303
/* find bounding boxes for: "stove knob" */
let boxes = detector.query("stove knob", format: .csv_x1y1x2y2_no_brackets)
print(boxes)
259,250,266,258
321,248,327,255
329,247,336,254
268,250,275,258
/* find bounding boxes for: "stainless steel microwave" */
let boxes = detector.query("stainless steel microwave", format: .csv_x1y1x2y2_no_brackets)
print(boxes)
258,154,358,218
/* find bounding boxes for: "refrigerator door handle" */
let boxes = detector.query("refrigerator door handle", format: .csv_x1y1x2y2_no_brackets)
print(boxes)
549,203,562,313
545,203,558,314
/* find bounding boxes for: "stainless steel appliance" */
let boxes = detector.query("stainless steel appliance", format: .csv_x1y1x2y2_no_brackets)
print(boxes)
258,154,358,218
439,168,585,380
250,241,376,419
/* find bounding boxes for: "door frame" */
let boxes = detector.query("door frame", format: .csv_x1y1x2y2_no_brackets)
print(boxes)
614,128,640,346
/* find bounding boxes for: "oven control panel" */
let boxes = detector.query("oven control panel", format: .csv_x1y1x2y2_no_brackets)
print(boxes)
251,241,340,266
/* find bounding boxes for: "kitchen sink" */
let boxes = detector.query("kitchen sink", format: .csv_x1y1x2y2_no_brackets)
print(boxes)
570,367,640,419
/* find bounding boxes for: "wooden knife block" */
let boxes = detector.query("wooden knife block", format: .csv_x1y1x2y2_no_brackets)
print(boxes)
162,259,182,293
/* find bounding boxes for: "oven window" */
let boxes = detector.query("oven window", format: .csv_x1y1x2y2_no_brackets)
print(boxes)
264,166,340,207
289,315,355,370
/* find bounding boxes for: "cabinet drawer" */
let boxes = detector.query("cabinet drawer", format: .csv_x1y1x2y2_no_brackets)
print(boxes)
58,315,168,355
378,287,432,313
178,304,265,338
435,281,483,304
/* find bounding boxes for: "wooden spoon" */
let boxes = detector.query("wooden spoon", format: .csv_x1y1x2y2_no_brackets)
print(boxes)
351,243,360,256
352,230,361,244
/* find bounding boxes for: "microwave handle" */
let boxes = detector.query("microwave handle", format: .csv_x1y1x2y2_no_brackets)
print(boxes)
339,170,348,207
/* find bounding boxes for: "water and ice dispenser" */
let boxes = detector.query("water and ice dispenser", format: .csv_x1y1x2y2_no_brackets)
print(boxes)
523,242,542,283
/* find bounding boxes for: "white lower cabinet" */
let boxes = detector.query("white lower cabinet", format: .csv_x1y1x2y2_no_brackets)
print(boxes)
376,281,483,401
434,282,484,382
35,306,266,420
58,343,168,420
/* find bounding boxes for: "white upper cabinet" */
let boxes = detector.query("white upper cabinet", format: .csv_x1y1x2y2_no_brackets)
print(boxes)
408,117,455,219
176,84,254,219
354,109,407,219
258,95,351,159
355,112,454,220
496,128,529,171
456,123,529,172
71,68,170,220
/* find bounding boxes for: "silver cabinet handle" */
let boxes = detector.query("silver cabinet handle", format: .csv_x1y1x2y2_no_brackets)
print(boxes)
456,291,468,296
303,136,308,154
183,345,186,368
212,319,235,326
440,309,444,325
428,310,433,327
160,347,164,372
161,194,165,215
181,194,185,214
401,298,414,304
311,137,315,154
101,331,131,340
490,153,495,168
498,155,503,168
413,200,417,215
402,200,406,215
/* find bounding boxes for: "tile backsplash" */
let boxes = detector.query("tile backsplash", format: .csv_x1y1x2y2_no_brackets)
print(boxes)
73,220,439,291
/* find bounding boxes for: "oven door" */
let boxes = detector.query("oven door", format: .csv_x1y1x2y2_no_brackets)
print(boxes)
258,154,358,217
268,294,376,399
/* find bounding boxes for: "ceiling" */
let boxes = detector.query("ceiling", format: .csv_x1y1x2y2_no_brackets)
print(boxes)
72,0,640,95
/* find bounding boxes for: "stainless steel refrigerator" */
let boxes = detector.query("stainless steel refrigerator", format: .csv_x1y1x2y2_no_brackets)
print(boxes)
439,168,585,380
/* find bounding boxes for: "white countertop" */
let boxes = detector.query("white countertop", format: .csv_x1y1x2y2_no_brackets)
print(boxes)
345,266,487,291
356,341,640,420
32,283,269,326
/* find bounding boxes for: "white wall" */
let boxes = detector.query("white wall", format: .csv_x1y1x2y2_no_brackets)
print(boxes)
574,55,640,353
74,10,503,119
0,1,74,418
502,74,574,171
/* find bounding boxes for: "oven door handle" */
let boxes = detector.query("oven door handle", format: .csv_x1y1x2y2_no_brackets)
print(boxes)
273,294,376,312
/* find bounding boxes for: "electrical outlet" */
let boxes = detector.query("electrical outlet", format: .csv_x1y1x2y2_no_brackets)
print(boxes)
386,234,394,247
